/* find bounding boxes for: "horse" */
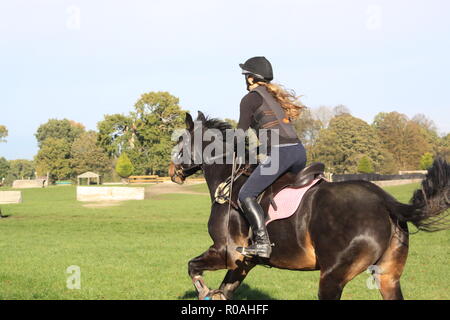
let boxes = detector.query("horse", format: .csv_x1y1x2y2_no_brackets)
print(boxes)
169,111,450,300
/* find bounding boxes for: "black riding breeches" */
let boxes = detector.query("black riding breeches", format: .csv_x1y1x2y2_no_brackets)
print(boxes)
238,143,307,202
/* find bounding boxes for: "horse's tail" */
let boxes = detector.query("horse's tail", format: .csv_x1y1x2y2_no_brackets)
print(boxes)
387,157,450,232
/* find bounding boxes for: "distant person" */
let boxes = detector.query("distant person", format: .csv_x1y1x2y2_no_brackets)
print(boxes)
236,56,307,258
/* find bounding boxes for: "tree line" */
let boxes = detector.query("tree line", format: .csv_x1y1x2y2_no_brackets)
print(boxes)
0,91,185,184
295,107,449,174
1,91,449,184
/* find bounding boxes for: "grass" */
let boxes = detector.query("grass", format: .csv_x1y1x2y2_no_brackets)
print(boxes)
0,183,448,300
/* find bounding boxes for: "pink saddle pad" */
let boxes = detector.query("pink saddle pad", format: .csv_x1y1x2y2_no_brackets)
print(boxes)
266,178,322,226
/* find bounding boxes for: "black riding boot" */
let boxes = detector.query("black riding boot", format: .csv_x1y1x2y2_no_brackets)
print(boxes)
236,197,272,258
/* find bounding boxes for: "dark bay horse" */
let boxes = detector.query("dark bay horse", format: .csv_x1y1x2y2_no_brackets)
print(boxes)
169,112,450,300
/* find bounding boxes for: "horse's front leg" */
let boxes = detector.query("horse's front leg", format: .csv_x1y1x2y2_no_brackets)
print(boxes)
188,245,228,299
219,259,255,299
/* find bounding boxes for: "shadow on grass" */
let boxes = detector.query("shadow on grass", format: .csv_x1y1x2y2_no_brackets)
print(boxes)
0,210,11,219
179,284,274,300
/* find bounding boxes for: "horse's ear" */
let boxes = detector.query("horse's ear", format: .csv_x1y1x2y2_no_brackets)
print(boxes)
185,113,194,131
197,111,207,123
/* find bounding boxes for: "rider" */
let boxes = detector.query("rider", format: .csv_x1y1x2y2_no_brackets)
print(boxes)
236,56,307,259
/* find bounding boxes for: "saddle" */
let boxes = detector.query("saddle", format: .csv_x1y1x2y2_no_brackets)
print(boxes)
260,162,325,209
282,162,325,190
215,162,325,209
250,162,325,226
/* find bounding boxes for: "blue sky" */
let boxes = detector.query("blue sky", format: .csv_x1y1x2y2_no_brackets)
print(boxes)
1,0,449,160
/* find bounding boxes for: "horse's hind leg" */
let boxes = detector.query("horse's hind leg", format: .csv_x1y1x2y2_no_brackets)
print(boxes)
318,274,345,300
376,223,409,300
318,240,381,300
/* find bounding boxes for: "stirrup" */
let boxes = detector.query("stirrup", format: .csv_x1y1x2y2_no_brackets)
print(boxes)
236,242,273,259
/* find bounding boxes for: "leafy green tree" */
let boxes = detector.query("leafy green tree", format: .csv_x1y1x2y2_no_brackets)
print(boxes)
4,159,35,185
131,91,186,175
378,149,399,174
0,125,7,143
35,119,85,148
0,125,8,181
373,112,432,170
420,152,434,170
97,114,134,158
437,133,450,162
97,91,186,175
313,114,385,173
224,118,238,128
357,156,374,173
34,119,87,181
70,131,112,177
115,152,134,178
333,104,351,117
35,138,72,181
0,157,10,180
294,108,323,161
411,114,440,155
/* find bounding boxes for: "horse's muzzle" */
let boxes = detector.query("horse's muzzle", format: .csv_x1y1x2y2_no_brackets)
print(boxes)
169,161,185,185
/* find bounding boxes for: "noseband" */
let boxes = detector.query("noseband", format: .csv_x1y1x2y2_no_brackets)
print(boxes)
173,163,203,182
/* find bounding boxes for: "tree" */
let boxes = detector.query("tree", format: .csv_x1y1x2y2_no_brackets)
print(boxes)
411,114,437,132
0,126,8,181
357,156,374,173
224,118,238,128
131,91,186,174
35,119,85,148
294,108,323,147
97,114,134,158
373,112,432,170
0,157,9,180
70,131,111,177
35,138,72,180
34,119,88,181
437,133,450,162
0,125,7,143
420,152,434,170
4,159,35,185
333,104,351,117
293,108,323,161
309,105,352,129
115,152,134,178
294,105,352,163
378,149,399,174
311,106,334,128
313,114,386,173
411,113,440,154
97,91,186,175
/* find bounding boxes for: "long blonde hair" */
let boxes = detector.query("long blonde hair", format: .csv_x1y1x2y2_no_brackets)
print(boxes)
257,82,306,120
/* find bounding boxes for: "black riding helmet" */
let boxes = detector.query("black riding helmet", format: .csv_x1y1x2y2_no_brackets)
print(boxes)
239,56,273,82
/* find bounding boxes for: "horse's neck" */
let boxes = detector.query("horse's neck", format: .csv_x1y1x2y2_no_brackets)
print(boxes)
203,164,233,201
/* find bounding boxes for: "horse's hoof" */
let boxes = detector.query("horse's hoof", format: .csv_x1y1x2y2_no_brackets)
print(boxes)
208,290,227,300
198,290,209,300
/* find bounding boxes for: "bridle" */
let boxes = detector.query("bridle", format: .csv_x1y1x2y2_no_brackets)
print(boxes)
171,162,203,183
171,146,254,269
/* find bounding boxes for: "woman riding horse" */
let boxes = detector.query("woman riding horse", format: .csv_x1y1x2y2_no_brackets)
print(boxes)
237,56,307,258
169,59,450,300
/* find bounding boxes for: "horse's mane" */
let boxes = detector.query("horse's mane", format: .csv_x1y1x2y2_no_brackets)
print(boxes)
201,115,254,165
203,117,233,140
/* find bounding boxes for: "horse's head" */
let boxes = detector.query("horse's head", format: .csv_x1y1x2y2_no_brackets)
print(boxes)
169,112,203,184
169,111,233,184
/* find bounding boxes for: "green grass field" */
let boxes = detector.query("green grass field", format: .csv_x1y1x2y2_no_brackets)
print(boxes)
0,183,448,300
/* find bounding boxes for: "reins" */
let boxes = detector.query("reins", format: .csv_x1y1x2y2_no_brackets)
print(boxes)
176,150,252,269
225,152,237,269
